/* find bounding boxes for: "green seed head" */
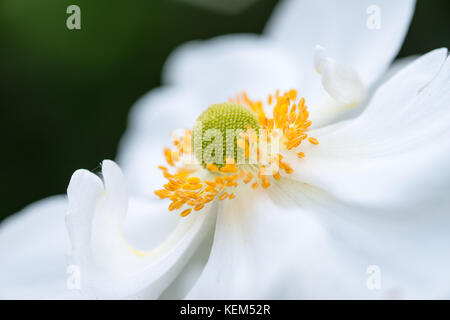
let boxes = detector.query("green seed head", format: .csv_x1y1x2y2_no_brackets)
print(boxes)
192,103,260,168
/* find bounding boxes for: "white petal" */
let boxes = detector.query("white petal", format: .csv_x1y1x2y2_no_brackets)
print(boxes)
159,223,215,299
276,180,450,299
187,179,450,299
314,46,365,105
120,86,202,143
308,46,366,128
0,196,82,299
117,86,202,196
287,48,450,209
66,160,216,299
162,34,301,103
374,55,420,88
314,45,327,75
336,55,421,123
186,188,335,299
265,0,415,88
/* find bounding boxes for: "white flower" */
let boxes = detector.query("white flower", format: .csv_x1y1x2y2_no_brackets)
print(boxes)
4,0,450,300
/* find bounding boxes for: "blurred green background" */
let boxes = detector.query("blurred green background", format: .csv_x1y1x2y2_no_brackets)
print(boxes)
0,0,449,222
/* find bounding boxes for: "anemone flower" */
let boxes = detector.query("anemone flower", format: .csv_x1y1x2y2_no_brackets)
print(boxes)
3,0,449,300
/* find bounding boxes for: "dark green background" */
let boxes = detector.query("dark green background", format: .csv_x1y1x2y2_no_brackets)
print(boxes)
1,0,449,222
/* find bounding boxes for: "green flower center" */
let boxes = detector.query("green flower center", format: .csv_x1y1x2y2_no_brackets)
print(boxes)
192,103,260,168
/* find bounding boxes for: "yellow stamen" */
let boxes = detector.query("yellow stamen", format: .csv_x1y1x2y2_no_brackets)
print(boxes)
164,147,175,167
180,208,192,217
219,192,229,200
308,137,319,145
206,163,219,172
273,172,281,180
187,176,201,184
182,183,203,190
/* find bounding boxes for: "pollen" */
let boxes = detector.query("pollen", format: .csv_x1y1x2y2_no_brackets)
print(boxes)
308,137,319,145
154,89,318,217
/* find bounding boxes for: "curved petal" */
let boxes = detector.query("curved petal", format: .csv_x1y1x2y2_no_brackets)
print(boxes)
373,55,420,89
335,55,421,123
265,0,415,90
0,196,82,299
314,45,365,105
66,160,216,299
159,222,215,299
277,180,450,299
186,187,337,299
286,48,450,209
162,34,301,104
188,181,450,299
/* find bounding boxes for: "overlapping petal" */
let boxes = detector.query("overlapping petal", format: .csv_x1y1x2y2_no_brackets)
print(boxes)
288,49,450,209
274,180,450,298
0,196,81,299
66,160,216,298
187,188,340,299
163,34,301,104
265,0,416,99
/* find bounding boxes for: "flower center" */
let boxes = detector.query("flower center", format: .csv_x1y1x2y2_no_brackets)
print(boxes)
154,89,319,217
192,103,260,168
